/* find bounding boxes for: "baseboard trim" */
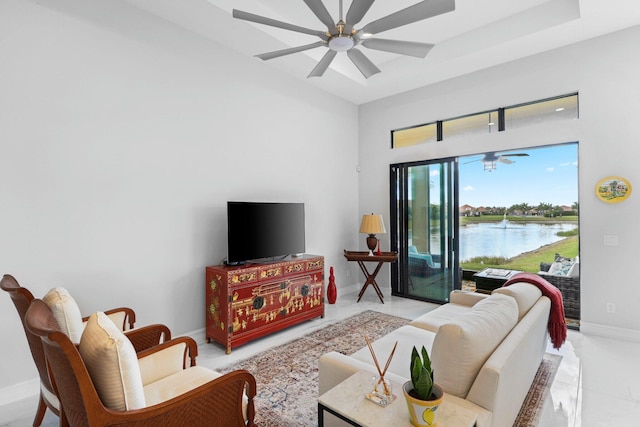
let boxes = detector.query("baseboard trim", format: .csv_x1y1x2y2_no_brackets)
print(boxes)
181,327,206,345
336,283,362,296
0,378,39,407
580,321,640,342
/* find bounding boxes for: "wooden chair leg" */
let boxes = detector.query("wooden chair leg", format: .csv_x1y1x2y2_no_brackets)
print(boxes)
32,394,47,427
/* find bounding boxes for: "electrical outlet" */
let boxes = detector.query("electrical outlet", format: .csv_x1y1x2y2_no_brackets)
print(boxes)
606,302,616,313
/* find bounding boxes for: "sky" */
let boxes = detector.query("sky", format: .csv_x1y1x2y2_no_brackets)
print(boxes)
457,143,578,208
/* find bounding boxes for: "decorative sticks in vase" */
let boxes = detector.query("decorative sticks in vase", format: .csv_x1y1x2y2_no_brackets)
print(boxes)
363,334,398,406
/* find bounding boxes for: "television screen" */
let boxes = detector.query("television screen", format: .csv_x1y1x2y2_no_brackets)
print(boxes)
227,202,305,264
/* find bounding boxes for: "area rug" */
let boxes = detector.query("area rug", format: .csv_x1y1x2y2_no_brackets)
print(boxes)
218,310,561,426
513,352,563,426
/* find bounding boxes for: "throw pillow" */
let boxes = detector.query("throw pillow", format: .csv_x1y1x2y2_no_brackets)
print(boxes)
493,282,542,320
423,253,434,268
42,287,84,343
567,256,580,277
79,312,146,411
554,253,572,263
548,253,575,276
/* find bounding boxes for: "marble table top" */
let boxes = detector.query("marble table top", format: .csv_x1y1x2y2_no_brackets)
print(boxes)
318,371,478,427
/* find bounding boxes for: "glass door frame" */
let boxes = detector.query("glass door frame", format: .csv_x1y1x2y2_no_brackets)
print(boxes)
390,157,461,303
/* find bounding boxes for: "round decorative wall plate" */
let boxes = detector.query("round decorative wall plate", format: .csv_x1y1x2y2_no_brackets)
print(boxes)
595,176,632,203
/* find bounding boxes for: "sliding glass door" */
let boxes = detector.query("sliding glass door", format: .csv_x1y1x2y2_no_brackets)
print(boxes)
391,159,459,303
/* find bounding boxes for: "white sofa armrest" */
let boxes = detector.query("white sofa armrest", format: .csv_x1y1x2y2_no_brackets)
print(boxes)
466,297,550,427
318,352,408,395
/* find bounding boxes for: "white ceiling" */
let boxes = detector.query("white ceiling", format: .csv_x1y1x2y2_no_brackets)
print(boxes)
124,0,640,105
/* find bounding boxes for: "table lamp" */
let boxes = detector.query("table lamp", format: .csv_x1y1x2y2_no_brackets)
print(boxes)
359,214,386,255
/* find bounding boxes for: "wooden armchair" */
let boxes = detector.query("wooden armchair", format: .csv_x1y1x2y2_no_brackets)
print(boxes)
1,274,171,426
25,299,257,427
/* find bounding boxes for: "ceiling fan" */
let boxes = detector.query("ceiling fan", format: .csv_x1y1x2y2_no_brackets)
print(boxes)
232,0,456,79
464,151,530,172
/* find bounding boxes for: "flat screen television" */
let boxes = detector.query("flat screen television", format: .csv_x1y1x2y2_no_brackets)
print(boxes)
226,201,306,265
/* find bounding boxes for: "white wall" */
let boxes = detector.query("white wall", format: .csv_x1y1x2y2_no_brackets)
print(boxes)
0,0,359,396
359,25,640,334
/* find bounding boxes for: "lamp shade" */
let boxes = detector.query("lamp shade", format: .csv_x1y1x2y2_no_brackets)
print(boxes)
359,214,386,235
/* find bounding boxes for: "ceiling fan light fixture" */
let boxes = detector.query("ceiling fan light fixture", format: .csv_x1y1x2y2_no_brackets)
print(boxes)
483,161,497,172
329,35,354,52
233,0,456,78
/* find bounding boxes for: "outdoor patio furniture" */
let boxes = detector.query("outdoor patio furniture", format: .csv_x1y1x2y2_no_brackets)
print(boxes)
538,257,580,321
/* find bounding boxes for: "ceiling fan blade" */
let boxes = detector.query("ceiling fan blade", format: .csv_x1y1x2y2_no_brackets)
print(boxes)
498,157,515,164
255,42,325,61
346,49,381,79
362,38,434,58
303,0,335,31
233,9,328,40
361,0,455,35
307,50,337,78
500,153,530,157
346,0,376,27
463,159,482,165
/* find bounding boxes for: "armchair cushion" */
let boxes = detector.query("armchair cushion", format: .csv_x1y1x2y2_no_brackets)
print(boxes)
79,312,146,411
43,287,84,343
143,366,221,406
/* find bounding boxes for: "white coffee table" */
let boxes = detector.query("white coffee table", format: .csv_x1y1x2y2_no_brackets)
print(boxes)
318,371,478,427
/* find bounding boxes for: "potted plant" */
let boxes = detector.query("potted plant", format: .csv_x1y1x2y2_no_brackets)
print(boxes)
402,346,444,427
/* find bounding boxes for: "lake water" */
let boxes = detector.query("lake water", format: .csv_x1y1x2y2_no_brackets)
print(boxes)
457,221,577,261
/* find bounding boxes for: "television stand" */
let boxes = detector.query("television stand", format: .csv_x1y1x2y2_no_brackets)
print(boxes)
205,254,325,354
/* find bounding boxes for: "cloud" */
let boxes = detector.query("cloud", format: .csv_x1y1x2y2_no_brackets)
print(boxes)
463,185,474,192
560,160,578,167
430,170,439,177
546,167,555,172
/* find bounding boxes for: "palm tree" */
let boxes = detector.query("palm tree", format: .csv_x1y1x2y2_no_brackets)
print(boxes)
537,202,553,217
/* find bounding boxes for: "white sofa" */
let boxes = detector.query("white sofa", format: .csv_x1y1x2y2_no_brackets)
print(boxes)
319,282,551,427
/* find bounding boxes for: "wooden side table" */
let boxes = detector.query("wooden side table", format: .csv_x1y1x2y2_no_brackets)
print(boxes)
344,250,398,303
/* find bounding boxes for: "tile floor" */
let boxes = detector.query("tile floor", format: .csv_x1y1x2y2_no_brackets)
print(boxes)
2,289,639,426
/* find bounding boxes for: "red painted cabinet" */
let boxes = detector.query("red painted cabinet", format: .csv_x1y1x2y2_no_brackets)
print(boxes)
205,255,324,353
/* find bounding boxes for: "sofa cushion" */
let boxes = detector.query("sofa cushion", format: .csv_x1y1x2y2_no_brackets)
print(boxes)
79,312,146,411
410,303,474,333
492,282,542,320
42,287,84,343
431,293,518,398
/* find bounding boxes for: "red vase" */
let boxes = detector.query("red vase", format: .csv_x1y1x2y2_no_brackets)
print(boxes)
327,266,337,304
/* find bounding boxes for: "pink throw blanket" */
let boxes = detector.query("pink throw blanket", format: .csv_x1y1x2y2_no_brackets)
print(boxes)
503,272,567,349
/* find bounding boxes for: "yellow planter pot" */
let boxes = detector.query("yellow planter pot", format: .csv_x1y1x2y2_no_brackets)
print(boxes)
402,382,444,427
